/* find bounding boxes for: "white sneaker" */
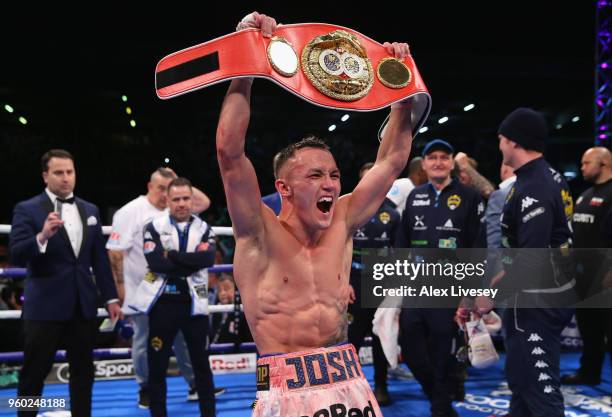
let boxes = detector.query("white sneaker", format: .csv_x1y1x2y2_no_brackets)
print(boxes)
388,366,413,381
187,387,198,401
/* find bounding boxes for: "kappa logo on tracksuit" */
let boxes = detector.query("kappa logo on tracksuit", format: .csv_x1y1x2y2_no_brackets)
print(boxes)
521,196,539,212
534,360,549,369
527,333,543,342
538,373,552,382
531,347,546,355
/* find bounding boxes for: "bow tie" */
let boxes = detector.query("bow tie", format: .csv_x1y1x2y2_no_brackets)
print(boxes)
57,196,75,204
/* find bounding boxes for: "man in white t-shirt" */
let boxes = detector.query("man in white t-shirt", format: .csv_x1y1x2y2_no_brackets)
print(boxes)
106,167,211,408
385,156,427,215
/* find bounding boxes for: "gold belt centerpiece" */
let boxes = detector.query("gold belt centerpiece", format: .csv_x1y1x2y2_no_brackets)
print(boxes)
301,30,374,101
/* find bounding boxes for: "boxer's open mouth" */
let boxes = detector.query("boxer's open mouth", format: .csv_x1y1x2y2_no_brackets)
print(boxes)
317,197,333,213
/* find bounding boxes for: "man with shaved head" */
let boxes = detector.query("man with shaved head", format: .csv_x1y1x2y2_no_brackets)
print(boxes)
107,167,212,408
562,147,612,386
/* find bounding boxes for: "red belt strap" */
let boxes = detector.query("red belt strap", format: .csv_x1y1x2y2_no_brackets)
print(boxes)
156,23,431,134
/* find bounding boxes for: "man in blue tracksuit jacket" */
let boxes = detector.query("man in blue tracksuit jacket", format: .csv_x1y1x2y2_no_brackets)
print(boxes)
474,108,575,417
133,177,217,417
397,139,485,417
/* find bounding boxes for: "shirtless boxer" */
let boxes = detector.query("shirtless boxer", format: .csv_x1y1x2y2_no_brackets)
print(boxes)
216,12,414,416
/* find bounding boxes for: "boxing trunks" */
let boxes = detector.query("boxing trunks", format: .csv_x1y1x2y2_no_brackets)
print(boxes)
252,344,382,417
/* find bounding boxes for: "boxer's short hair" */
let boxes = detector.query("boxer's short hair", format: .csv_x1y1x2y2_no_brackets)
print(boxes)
274,136,330,179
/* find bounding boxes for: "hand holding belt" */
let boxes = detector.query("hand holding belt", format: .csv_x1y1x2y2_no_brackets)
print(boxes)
155,23,431,135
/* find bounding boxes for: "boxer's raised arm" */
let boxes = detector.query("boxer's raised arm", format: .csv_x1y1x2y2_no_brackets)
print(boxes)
345,43,414,231
216,12,278,240
216,79,264,240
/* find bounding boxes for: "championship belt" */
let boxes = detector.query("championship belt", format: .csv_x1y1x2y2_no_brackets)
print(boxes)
155,23,431,136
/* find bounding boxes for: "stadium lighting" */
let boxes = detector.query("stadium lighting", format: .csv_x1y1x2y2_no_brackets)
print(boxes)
563,171,578,179
122,95,128,102
571,116,580,123
18,117,27,125
4,104,14,113
463,104,475,111
130,119,136,128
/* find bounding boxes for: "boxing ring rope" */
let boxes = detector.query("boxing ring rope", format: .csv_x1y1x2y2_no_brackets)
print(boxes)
0,224,235,237
0,223,235,285
0,262,238,318
0,264,235,281
0,342,258,363
0,302,240,320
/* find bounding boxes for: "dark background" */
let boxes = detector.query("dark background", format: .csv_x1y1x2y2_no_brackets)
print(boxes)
0,2,599,226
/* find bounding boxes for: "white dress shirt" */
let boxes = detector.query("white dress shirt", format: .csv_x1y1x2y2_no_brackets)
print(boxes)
38,188,83,256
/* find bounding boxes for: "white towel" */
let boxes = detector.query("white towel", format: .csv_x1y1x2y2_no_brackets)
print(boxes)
372,296,402,368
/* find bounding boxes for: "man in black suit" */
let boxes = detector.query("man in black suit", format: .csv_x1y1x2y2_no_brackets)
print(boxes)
9,149,122,417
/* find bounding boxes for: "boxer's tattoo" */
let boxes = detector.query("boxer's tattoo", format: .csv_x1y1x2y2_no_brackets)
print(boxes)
108,250,125,284
323,314,348,347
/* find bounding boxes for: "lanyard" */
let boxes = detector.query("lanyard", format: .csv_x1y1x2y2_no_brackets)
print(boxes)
428,182,443,208
171,218,191,252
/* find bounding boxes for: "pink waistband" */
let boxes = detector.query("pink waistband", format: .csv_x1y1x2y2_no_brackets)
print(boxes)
256,344,364,393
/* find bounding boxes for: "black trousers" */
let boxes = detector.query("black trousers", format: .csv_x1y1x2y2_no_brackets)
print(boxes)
148,300,215,417
575,307,612,379
400,308,458,417
18,317,97,417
